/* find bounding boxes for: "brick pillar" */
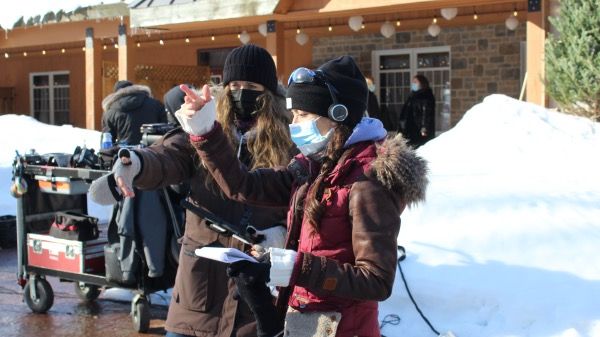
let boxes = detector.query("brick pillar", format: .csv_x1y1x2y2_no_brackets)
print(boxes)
118,24,135,81
85,27,102,130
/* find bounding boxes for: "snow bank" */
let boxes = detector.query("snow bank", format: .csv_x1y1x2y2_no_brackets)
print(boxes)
380,95,600,337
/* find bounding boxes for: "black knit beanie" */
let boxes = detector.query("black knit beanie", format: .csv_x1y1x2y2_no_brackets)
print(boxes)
286,56,367,129
163,84,190,114
222,44,278,93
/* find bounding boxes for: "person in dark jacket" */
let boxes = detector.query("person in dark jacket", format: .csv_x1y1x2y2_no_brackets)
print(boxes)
101,80,167,145
89,45,295,337
164,84,193,126
365,77,381,118
172,56,429,337
399,74,436,147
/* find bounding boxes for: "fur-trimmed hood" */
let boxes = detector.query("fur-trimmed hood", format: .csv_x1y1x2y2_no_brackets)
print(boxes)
102,84,153,112
369,134,429,206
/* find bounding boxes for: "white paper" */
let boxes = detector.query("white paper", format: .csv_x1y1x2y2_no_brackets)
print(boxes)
194,247,257,264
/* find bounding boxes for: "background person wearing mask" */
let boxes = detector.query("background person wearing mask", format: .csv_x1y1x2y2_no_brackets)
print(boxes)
399,74,436,147
101,80,167,145
90,44,294,337
173,56,429,337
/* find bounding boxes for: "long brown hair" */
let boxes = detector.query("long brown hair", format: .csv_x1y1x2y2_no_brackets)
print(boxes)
304,124,353,231
215,85,293,169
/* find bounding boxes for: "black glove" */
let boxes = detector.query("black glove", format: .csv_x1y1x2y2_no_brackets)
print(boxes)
227,259,283,337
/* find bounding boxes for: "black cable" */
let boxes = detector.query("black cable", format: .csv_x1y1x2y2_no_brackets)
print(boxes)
397,246,440,336
380,313,401,330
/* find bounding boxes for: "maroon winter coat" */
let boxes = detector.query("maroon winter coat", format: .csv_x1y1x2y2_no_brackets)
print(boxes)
191,123,429,337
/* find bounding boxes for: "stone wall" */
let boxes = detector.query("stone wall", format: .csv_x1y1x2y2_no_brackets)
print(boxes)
312,23,526,124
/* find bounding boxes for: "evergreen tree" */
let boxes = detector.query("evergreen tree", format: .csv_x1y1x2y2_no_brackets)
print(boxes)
545,0,600,121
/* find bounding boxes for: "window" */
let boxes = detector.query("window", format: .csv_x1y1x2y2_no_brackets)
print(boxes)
29,71,70,125
372,47,451,134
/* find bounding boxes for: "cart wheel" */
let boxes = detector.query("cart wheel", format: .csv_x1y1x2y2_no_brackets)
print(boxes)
132,297,150,333
74,282,101,302
24,278,54,313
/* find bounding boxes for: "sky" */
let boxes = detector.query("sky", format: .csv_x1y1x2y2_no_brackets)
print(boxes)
0,94,599,336
0,1,122,30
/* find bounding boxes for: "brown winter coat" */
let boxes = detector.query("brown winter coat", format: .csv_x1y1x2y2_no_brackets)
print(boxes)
134,128,289,337
191,123,429,336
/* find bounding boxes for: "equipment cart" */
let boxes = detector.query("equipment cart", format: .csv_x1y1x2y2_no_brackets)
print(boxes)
12,160,179,333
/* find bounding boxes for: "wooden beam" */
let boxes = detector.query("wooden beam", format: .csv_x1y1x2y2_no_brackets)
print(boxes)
293,11,520,38
0,20,122,50
274,0,294,14
526,0,549,106
117,24,135,81
266,20,285,73
271,0,523,22
85,28,103,130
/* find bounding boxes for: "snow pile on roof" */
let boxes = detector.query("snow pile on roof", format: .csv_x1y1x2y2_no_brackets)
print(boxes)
0,1,125,30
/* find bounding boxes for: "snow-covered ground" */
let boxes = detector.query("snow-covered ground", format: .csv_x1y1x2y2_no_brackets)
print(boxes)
1,94,599,336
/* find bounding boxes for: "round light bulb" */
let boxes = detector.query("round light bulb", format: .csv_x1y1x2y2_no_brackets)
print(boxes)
473,13,478,20
4,52,9,58
295,32,309,45
211,35,215,41
440,7,458,20
396,20,401,27
505,15,519,30
23,52,27,56
42,50,46,55
239,30,250,44
185,37,190,43
258,23,268,37
328,25,332,32
296,28,300,34
136,42,141,47
428,23,441,37
348,15,363,32
159,39,164,45
433,17,438,24
380,21,395,38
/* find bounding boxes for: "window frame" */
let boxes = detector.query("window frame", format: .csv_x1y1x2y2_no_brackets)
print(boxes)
372,46,451,134
29,70,70,125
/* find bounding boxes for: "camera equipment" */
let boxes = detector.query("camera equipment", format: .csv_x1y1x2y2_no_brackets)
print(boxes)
180,200,263,245
140,123,178,147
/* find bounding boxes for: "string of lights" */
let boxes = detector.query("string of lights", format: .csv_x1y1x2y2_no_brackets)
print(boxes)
1,7,522,58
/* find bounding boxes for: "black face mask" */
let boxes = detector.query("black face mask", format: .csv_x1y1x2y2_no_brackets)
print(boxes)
230,89,263,121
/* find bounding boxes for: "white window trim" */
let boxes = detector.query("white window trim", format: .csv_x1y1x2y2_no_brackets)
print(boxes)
29,71,70,125
372,46,451,101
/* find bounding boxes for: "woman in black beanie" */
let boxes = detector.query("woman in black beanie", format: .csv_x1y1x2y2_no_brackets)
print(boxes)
168,55,429,337
90,44,294,337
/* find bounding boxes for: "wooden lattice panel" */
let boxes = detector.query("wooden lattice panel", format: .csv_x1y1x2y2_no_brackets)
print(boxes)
102,62,210,104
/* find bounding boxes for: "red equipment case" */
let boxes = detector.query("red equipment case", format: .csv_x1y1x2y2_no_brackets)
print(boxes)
27,233,107,274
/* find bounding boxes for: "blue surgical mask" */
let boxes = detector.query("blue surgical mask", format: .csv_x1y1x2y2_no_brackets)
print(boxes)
289,117,332,156
410,83,420,92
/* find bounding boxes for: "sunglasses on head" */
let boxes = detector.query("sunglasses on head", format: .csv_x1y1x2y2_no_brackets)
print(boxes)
287,67,349,123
